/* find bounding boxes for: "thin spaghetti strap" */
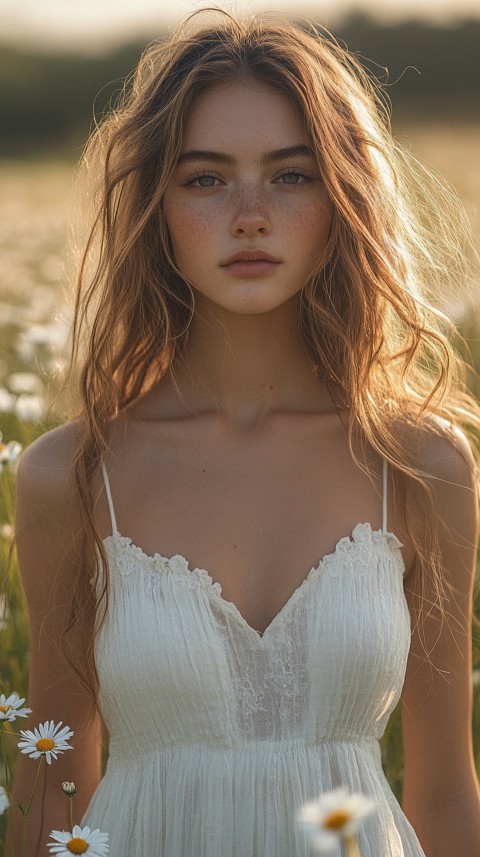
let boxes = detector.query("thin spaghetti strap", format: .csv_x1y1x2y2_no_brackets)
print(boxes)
382,457,388,533
101,460,118,535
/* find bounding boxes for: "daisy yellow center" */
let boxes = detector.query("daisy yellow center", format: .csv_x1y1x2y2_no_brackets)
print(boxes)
67,838,89,854
324,809,351,830
36,738,55,752
0,705,12,714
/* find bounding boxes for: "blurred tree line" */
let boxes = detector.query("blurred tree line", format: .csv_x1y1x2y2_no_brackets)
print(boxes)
0,12,479,157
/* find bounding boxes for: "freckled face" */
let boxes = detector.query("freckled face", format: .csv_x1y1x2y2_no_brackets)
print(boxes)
162,79,332,315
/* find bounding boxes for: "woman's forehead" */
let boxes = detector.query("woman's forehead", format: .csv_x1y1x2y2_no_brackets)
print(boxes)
181,80,309,153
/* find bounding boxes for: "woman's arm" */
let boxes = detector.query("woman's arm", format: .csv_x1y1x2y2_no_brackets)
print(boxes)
5,424,103,857
401,425,480,857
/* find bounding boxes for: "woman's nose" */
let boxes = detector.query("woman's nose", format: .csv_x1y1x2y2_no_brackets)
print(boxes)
230,190,272,237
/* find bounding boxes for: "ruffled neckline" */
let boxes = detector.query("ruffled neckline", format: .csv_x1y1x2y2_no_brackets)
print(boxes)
101,522,405,644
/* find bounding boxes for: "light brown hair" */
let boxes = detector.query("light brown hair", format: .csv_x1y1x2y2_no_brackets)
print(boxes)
44,7,480,733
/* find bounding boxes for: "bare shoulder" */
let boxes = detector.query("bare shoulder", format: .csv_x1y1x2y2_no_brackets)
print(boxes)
17,418,82,485
416,414,476,481
409,415,478,535
14,420,87,608
391,412,478,509
15,420,83,531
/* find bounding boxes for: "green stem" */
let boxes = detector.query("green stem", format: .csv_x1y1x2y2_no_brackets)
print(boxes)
69,795,73,830
1,722,11,793
22,815,27,857
2,725,17,857
1,470,14,523
20,756,44,857
35,761,48,857
23,755,44,817
7,803,16,857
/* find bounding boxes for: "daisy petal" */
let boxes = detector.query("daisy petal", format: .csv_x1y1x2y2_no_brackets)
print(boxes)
296,785,377,850
47,824,109,856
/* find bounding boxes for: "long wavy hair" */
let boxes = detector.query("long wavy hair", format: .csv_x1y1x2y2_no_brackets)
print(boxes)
50,7,480,735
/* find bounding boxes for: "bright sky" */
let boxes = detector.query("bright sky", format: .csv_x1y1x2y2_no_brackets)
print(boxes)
2,0,479,52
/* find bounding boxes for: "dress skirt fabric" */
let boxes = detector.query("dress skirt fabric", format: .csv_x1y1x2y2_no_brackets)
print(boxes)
80,515,426,857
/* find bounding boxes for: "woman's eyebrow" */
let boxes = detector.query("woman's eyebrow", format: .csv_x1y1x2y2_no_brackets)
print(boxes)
176,145,315,167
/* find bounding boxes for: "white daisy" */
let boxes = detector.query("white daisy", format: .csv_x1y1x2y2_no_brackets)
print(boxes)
0,523,14,540
47,824,109,855
296,786,376,852
0,691,32,722
14,393,44,423
0,785,9,815
18,720,74,765
0,439,23,472
0,388,16,414
7,371,43,395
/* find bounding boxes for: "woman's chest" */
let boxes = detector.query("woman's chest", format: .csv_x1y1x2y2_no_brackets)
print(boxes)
95,413,413,636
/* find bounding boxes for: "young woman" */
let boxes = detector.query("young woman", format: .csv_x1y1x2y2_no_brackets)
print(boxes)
8,8,480,857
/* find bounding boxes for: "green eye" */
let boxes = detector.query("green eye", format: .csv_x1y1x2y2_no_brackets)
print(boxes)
281,173,301,184
185,172,221,190
277,170,312,186
196,175,217,187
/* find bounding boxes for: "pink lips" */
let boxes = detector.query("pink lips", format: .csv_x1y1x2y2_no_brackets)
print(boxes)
220,249,281,278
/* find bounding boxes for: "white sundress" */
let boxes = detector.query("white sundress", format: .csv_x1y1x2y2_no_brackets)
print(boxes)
80,457,426,857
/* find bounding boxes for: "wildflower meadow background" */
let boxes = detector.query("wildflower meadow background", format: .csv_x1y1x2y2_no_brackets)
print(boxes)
1,131,480,855
1,13,480,853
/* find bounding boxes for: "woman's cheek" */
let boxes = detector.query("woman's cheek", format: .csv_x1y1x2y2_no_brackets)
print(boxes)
171,203,223,246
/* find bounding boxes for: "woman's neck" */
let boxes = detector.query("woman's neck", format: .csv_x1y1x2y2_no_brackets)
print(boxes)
160,299,345,429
